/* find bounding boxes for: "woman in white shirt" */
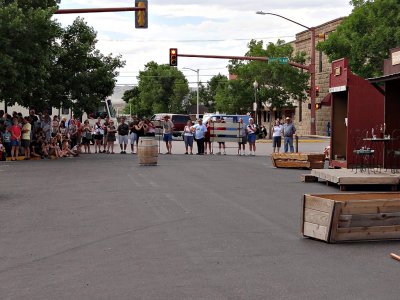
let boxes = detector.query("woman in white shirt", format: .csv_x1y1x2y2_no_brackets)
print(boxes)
272,119,283,153
183,120,194,155
246,118,257,156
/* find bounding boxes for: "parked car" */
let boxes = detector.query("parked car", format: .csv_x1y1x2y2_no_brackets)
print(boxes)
150,113,191,139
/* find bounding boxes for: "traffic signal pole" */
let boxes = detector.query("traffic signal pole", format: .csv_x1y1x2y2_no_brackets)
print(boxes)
256,11,317,135
54,7,145,14
177,53,308,70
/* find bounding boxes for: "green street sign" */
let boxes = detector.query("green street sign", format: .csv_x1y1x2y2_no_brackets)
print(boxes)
268,57,289,64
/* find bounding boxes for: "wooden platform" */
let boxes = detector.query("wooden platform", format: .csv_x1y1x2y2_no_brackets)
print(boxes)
310,168,400,191
272,153,325,169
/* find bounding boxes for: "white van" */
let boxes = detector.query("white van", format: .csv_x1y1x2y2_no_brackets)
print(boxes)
202,113,250,125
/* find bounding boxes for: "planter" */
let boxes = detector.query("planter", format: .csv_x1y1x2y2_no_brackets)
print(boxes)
272,153,325,169
302,193,400,243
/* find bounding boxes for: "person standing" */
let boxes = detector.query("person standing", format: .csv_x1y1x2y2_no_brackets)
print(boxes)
204,120,212,155
192,119,207,155
107,120,117,154
144,119,156,137
81,120,92,154
102,116,110,153
117,117,129,154
246,118,257,156
283,116,296,153
237,118,247,156
21,116,32,160
183,120,194,155
272,119,283,153
10,118,21,161
93,117,104,154
162,115,174,154
68,119,78,149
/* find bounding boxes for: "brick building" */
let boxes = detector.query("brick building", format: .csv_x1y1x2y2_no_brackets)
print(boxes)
292,17,344,136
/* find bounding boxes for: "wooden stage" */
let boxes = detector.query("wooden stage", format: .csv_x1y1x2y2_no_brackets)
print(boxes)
309,168,400,191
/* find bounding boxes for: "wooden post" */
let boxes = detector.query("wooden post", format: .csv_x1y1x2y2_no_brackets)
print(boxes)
295,135,299,153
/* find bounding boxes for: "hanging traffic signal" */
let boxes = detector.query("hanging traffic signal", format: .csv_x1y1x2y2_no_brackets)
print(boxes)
308,103,311,110
315,103,322,110
316,86,320,97
306,87,311,97
169,48,178,66
135,0,148,28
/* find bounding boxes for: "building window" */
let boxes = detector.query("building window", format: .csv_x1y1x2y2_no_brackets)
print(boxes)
319,50,323,73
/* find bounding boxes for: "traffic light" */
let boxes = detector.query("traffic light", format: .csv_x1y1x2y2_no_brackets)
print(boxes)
169,48,178,66
306,87,310,97
315,103,322,110
315,86,320,97
135,0,148,29
308,103,311,110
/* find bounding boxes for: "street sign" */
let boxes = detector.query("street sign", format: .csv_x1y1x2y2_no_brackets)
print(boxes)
268,57,289,64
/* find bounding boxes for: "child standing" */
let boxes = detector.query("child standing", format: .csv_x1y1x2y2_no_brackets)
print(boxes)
2,126,11,157
10,118,21,161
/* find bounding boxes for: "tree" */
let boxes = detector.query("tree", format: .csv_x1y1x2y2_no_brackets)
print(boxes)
0,0,61,110
125,62,189,118
54,18,125,116
318,0,400,78
216,39,309,115
197,74,228,112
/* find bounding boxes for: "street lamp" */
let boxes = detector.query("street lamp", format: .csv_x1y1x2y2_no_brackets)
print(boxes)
183,67,200,119
253,80,259,125
256,11,316,135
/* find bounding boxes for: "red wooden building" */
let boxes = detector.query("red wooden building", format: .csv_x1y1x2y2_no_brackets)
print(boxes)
369,47,400,169
328,58,384,169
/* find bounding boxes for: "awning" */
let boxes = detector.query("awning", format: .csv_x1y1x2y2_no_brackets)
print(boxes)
368,72,400,83
321,93,332,106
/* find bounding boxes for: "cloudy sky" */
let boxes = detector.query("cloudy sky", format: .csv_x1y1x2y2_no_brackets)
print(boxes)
55,1,353,87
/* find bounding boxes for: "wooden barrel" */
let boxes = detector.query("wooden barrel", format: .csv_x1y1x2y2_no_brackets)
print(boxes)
138,137,158,166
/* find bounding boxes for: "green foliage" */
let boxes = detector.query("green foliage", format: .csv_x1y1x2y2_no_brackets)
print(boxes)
0,3,124,114
187,73,227,112
123,62,189,118
214,77,252,114
214,39,309,113
318,0,400,78
0,0,61,109
55,18,125,115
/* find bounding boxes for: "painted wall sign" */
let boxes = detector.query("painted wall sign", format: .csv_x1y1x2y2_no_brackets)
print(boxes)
329,86,347,93
392,51,400,66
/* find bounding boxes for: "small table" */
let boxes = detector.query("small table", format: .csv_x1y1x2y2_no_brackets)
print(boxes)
363,138,392,170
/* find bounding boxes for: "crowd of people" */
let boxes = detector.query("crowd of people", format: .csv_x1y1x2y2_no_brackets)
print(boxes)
165,115,296,156
0,109,297,161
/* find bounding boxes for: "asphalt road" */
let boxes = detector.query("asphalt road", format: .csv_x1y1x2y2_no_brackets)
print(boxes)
1,141,400,299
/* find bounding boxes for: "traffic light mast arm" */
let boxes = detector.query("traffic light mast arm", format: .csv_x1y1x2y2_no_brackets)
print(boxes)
55,7,145,14
177,53,309,71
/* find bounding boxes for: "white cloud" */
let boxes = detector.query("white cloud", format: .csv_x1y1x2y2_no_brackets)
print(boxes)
56,0,353,86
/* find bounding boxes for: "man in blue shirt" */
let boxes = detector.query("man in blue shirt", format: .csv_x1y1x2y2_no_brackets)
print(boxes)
283,117,296,153
192,119,207,155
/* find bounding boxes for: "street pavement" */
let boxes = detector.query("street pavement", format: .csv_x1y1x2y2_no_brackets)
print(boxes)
1,139,400,299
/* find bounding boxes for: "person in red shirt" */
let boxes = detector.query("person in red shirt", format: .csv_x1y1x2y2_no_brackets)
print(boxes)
10,118,21,161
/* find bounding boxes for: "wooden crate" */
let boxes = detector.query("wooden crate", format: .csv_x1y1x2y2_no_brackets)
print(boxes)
272,153,325,169
302,193,400,243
